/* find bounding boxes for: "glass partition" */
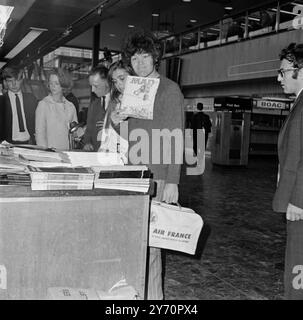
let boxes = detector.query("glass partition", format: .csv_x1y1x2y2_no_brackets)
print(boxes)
164,36,180,56
159,1,300,57
201,23,221,48
247,6,276,38
224,15,245,43
180,29,199,53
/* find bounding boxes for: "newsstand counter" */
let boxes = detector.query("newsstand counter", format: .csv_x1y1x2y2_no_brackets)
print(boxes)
0,186,151,299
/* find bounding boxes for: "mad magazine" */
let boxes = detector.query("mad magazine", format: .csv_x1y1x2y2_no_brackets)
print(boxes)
119,76,160,120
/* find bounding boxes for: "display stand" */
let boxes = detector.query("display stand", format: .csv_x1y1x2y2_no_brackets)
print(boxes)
0,187,150,300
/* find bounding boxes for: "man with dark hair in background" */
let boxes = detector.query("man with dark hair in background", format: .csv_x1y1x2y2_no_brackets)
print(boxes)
273,42,303,299
82,64,110,151
192,102,212,155
1,67,37,144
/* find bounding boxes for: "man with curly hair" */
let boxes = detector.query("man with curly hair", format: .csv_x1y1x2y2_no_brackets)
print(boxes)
120,30,185,300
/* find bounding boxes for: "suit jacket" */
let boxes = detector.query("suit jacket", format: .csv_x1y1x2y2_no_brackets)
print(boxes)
1,92,37,144
0,95,5,141
273,91,303,212
82,96,107,151
192,112,212,133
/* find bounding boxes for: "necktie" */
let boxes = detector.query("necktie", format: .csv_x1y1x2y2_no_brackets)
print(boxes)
15,94,25,132
102,96,106,111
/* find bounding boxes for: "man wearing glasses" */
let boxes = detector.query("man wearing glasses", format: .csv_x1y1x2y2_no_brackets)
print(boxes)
273,43,303,299
1,67,37,144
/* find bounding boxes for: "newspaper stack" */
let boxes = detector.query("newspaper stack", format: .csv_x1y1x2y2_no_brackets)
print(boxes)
28,166,95,190
94,165,151,193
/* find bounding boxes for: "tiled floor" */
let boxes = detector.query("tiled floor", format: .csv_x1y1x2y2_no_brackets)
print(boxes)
164,155,286,300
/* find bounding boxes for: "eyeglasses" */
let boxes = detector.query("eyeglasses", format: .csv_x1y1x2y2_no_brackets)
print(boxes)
277,68,298,77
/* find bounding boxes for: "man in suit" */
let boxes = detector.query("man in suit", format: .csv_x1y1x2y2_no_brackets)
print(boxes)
192,102,212,155
273,42,303,299
82,64,110,151
1,67,37,144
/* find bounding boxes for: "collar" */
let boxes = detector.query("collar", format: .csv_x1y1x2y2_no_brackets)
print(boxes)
46,94,67,104
296,87,303,98
8,90,22,97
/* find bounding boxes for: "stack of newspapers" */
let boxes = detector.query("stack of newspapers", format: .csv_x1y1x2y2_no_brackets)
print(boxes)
28,166,95,190
0,145,31,186
94,165,151,193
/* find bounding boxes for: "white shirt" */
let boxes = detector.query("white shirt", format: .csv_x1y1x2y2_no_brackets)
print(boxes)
8,90,30,142
104,93,110,111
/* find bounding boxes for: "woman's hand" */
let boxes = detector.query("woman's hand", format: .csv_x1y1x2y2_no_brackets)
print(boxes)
110,110,128,125
162,183,179,204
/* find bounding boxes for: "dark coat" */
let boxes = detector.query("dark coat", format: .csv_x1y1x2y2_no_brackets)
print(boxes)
273,91,303,212
192,111,212,133
0,92,37,144
82,97,106,151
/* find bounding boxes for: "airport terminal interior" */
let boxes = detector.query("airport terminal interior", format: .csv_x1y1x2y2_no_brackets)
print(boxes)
165,155,284,300
0,0,302,300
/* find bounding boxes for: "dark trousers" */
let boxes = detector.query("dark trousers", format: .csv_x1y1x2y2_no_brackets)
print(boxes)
284,220,303,299
193,130,208,156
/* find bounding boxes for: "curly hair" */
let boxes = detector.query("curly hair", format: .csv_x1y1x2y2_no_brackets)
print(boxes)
108,60,133,103
280,43,303,79
122,29,163,69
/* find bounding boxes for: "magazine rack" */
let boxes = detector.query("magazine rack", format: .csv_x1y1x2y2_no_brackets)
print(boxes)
0,188,150,299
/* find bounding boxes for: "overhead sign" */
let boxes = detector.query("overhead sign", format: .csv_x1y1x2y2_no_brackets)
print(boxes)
253,99,289,110
214,97,252,111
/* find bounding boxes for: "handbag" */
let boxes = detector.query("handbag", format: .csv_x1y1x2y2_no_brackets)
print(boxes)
149,200,203,255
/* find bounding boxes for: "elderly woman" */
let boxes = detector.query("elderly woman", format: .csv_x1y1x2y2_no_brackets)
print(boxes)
35,68,78,150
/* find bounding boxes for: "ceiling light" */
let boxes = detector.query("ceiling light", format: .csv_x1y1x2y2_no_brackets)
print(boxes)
224,6,233,10
271,8,298,15
248,17,260,21
5,27,47,59
0,5,14,47
190,19,197,23
152,13,159,17
0,5,14,25
128,24,135,28
182,0,192,2
109,33,116,37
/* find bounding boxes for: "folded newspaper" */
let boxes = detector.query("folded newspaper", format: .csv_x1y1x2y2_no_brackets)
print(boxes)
119,76,160,120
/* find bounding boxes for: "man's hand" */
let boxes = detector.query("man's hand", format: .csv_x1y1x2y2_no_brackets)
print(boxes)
96,120,104,132
286,203,303,221
83,143,94,151
162,183,179,204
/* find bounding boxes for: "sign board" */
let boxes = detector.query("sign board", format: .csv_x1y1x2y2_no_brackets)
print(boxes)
253,99,290,110
184,98,214,112
214,97,252,111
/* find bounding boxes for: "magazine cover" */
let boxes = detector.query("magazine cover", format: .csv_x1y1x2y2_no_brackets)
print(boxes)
119,76,160,120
